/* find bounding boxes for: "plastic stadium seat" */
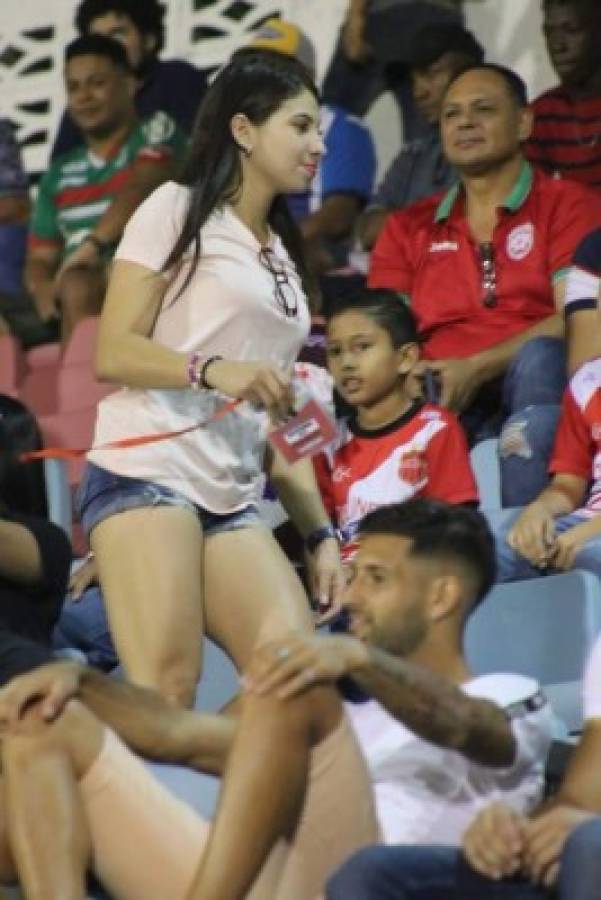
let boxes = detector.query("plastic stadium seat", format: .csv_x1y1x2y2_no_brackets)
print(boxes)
19,342,61,416
466,571,601,734
470,437,501,511
38,406,97,488
61,316,100,367
44,457,73,539
57,317,115,413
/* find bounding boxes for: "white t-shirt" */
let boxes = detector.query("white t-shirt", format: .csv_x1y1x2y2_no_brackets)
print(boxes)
89,182,310,513
583,635,601,720
347,672,553,845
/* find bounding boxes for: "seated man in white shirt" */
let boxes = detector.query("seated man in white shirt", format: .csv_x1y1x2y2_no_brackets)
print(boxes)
0,500,553,898
326,631,601,900
245,499,554,845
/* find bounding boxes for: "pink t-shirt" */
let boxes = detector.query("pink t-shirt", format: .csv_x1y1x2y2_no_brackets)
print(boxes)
89,181,310,512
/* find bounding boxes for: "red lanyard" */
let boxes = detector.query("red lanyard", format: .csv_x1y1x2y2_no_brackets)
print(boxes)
20,399,241,463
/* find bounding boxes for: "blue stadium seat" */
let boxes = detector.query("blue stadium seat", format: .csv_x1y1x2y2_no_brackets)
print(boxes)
44,457,72,539
466,570,601,734
470,437,501,511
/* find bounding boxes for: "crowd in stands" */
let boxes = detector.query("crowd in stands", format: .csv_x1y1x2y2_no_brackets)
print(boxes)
1,0,601,897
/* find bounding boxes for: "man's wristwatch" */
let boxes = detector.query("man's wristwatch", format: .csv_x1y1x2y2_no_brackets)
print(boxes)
305,525,338,553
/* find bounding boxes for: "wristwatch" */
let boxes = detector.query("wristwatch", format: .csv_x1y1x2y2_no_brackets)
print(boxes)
305,524,338,553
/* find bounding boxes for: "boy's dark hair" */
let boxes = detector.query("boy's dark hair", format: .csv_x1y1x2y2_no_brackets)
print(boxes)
65,33,132,73
326,289,418,349
358,499,496,606
75,0,166,53
446,63,528,107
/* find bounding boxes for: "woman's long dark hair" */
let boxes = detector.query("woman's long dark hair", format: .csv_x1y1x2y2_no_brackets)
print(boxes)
0,395,47,518
162,49,319,299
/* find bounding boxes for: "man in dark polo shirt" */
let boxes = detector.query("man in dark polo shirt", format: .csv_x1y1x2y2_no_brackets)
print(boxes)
52,0,206,158
369,64,601,507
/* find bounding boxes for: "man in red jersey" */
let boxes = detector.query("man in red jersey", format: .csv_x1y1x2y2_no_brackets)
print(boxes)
369,64,601,507
527,0,601,190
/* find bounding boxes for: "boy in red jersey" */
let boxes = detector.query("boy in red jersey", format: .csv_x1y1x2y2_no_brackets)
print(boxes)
311,289,477,556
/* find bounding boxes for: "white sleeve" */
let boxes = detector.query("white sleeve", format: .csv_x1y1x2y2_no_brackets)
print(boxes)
114,181,190,274
583,636,601,720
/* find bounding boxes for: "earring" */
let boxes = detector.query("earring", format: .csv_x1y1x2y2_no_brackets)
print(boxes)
242,145,252,157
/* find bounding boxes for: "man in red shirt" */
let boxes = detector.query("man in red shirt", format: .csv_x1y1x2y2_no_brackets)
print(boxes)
369,64,601,506
527,0,601,190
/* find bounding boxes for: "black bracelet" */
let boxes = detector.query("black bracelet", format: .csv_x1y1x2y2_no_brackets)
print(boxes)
199,355,223,389
306,525,338,553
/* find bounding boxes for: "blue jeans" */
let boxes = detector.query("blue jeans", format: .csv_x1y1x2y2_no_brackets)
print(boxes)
460,337,566,508
499,337,566,508
326,820,601,900
77,462,261,537
53,586,118,672
490,510,601,582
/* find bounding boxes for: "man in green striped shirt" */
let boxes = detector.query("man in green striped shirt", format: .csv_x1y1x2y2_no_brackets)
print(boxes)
26,34,187,344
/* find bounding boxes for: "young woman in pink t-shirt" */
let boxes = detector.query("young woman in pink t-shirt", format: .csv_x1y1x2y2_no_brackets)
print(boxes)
76,51,343,710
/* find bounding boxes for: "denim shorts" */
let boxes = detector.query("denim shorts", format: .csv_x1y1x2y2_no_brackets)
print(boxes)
76,462,261,537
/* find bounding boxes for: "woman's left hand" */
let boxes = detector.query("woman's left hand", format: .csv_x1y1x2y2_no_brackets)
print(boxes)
306,537,346,624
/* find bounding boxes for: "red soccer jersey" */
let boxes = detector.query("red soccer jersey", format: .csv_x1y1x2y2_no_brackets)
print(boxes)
550,359,601,516
526,87,601,190
368,162,601,359
314,401,478,547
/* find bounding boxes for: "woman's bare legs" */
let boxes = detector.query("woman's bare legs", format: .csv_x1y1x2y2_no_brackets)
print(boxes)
1,701,103,900
203,526,313,672
91,506,204,707
92,516,314,709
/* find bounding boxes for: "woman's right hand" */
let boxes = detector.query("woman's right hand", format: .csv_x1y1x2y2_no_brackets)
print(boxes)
205,359,294,422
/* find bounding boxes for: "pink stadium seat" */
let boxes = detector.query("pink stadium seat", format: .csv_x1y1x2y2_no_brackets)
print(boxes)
20,342,61,415
57,317,115,413
38,406,97,488
61,315,101,367
58,360,115,413
19,317,114,416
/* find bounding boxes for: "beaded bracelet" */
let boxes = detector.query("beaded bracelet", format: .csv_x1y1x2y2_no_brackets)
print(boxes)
187,351,203,390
